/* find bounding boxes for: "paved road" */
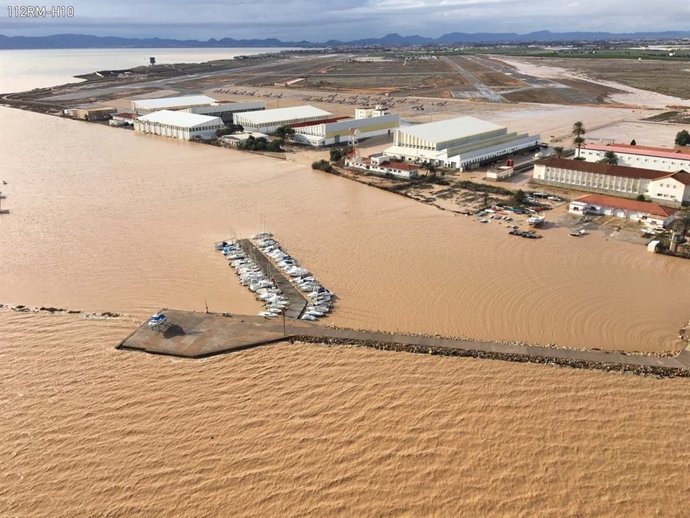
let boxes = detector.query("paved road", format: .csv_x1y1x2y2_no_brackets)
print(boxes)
442,56,506,103
41,54,342,102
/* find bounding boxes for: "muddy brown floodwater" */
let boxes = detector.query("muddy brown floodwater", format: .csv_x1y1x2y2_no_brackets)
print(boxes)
1,87,690,516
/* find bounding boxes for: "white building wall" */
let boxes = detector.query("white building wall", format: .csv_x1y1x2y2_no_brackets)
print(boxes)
568,200,667,227
647,177,690,204
533,164,650,197
292,114,399,147
580,149,690,172
388,134,538,170
233,113,331,134
133,119,223,140
345,158,418,179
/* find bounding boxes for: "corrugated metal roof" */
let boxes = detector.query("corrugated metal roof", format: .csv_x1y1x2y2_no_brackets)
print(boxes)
235,105,331,125
137,110,223,128
397,116,504,143
133,95,217,110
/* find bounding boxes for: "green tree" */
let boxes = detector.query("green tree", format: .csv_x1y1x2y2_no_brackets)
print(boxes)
630,139,636,146
572,121,586,158
329,147,347,163
675,129,690,147
511,189,527,206
421,160,437,177
311,159,333,173
599,150,618,165
553,146,564,158
636,194,646,201
275,125,295,140
267,139,284,152
216,123,244,137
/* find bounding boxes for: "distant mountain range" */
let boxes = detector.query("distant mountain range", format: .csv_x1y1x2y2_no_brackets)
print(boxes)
1,31,689,49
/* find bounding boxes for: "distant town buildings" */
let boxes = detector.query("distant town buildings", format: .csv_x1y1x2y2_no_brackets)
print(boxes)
384,116,539,170
534,157,690,206
580,143,690,173
569,193,677,228
133,110,225,140
233,105,333,134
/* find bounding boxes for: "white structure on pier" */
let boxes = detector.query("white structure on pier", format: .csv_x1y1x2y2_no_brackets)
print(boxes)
384,116,539,170
134,110,225,140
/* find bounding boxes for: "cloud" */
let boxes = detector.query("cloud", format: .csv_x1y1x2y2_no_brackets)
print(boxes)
0,0,687,40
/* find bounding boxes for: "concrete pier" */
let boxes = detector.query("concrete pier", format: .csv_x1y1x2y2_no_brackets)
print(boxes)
118,310,690,377
236,239,308,319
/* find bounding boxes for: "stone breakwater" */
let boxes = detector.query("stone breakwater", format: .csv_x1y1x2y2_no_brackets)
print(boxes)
294,336,690,379
0,303,124,319
118,310,690,379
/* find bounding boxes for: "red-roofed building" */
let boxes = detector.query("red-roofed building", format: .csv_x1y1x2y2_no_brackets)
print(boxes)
580,142,690,172
569,194,677,227
345,153,419,179
534,157,690,206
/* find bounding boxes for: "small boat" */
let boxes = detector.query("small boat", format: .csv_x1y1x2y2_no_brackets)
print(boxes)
509,229,542,239
569,229,586,237
300,314,317,321
527,214,545,227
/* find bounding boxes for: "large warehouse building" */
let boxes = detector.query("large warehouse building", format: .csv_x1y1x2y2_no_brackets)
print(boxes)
384,116,539,170
233,105,332,134
134,110,225,140
579,143,690,172
533,157,690,206
132,95,218,115
183,101,266,124
291,109,400,147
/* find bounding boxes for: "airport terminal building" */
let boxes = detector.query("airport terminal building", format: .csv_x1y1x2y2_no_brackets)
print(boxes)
384,116,539,170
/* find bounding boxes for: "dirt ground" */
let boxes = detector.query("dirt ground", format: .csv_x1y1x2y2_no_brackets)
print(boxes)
517,56,690,100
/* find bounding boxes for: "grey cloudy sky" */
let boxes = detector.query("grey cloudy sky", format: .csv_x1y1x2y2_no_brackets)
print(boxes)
1,0,688,40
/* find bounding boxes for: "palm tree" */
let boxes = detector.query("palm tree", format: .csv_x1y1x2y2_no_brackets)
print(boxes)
572,121,586,158
599,150,618,165
553,146,564,158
